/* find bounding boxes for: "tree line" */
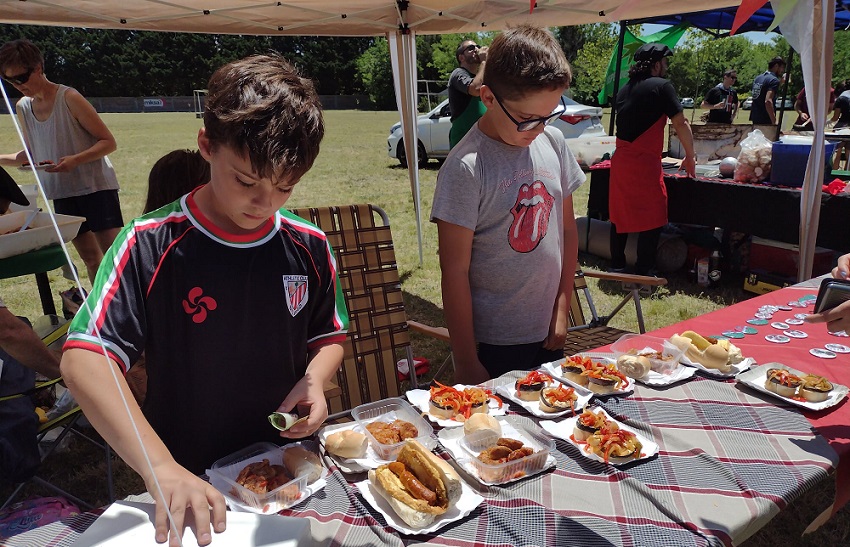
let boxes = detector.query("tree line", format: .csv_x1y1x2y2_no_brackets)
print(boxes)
1,24,848,110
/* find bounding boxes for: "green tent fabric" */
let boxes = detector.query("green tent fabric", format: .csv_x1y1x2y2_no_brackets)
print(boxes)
597,23,689,105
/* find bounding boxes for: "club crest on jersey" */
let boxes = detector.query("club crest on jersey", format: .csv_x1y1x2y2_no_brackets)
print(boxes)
283,275,309,316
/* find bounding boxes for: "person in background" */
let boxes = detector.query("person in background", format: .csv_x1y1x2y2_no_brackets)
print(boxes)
433,25,583,384
0,168,60,380
60,53,348,546
0,39,123,285
806,253,850,333
608,43,695,277
701,69,739,124
749,56,786,125
143,149,211,214
448,39,488,149
827,80,850,171
122,149,212,407
793,86,836,130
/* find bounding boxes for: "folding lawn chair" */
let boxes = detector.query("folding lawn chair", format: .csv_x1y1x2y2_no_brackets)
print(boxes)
1,318,114,511
289,204,419,415
565,267,667,355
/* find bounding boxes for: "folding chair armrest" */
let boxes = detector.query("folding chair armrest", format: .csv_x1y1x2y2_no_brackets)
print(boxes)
324,379,342,400
581,269,668,287
407,320,451,344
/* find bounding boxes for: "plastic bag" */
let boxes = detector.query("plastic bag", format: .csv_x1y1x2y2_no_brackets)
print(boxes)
734,129,772,183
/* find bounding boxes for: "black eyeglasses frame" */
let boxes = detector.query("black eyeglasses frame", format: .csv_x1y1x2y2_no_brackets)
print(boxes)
492,93,567,133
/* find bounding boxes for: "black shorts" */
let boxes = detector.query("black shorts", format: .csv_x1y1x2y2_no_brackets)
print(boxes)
53,190,124,234
478,341,563,379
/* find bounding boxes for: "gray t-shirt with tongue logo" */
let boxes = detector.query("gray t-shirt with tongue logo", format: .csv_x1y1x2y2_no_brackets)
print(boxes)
431,124,584,345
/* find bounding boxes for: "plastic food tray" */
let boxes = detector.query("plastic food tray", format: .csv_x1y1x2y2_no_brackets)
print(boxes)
0,211,84,259
460,423,554,484
208,442,308,513
351,397,434,461
610,333,684,375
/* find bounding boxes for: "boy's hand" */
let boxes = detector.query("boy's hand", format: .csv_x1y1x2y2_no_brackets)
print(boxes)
145,461,226,546
275,374,328,439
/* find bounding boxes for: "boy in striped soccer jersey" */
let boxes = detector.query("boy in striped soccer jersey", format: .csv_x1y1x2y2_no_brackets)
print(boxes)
61,54,348,546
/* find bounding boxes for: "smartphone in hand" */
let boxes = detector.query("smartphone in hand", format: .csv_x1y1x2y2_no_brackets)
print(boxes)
814,278,850,314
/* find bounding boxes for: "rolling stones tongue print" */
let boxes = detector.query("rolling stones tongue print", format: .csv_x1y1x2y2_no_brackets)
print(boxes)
509,180,554,253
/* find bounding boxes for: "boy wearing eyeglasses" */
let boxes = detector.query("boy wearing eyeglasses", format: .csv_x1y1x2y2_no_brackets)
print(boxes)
0,39,123,285
701,69,739,124
432,25,583,384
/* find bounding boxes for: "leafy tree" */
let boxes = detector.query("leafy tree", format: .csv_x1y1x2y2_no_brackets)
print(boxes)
356,37,395,110
569,24,619,104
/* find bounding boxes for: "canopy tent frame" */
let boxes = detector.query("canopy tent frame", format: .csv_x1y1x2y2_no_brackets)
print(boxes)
0,0,835,278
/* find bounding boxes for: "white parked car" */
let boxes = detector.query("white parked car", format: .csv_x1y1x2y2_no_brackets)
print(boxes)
387,96,614,169
681,97,695,108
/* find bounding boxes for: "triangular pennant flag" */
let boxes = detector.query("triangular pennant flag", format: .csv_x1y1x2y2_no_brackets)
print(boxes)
765,0,799,33
731,0,770,35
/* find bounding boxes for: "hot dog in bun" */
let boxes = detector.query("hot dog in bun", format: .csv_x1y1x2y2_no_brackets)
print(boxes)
670,331,733,373
368,439,462,528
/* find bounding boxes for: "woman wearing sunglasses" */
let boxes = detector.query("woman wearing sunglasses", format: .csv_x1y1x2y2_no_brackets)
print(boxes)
0,39,123,285
700,69,739,124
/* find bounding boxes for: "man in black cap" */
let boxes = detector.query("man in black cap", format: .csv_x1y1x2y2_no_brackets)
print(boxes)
749,56,786,125
0,166,61,380
608,42,695,277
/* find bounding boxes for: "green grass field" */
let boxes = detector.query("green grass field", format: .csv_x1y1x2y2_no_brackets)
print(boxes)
1,110,847,545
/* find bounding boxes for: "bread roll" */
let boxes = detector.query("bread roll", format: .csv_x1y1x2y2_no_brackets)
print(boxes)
463,413,501,437
325,430,368,459
282,445,323,484
616,355,651,379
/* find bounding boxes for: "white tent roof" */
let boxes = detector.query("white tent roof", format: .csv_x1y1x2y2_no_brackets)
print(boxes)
0,0,739,36
2,0,831,279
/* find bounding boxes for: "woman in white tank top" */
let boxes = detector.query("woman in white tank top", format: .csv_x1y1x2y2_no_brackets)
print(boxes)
0,39,123,284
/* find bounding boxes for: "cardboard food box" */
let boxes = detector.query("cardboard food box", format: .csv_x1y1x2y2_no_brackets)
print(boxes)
0,211,84,259
748,237,834,279
768,141,837,188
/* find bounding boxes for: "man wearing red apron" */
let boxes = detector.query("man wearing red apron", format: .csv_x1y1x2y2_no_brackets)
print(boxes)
609,43,695,275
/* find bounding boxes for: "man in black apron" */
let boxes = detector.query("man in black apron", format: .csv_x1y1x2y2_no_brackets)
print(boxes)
448,40,487,149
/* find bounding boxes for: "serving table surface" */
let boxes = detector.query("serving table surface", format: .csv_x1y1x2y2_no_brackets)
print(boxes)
587,166,850,253
7,285,847,547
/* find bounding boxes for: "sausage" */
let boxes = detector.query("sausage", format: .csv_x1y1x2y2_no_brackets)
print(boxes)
388,461,437,504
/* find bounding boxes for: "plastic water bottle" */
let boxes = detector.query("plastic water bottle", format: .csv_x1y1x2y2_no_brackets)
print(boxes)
709,250,722,286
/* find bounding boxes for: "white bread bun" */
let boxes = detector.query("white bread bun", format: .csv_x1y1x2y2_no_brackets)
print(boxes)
282,445,323,484
800,374,834,403
616,355,651,379
670,332,731,373
325,430,368,459
463,413,501,437
716,339,744,364
367,440,462,528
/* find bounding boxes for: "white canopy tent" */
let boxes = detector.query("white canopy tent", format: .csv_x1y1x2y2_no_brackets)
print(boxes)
0,0,833,277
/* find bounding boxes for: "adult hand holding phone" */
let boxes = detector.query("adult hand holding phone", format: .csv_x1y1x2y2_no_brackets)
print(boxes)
805,254,850,332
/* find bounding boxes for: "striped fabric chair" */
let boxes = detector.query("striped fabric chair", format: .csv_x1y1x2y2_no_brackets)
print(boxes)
289,204,418,415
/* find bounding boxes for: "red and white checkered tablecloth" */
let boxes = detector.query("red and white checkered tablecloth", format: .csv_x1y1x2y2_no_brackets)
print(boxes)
3,285,842,547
